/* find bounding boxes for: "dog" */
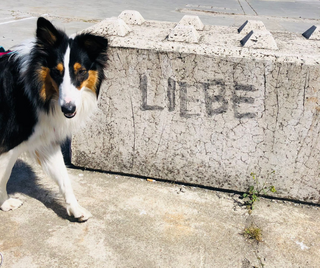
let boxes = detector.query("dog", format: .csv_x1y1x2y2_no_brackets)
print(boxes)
0,17,108,221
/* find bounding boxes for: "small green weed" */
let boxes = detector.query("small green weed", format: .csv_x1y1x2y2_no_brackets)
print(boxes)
243,171,276,213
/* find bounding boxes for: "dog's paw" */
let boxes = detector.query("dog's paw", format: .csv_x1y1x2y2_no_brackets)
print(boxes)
0,198,23,211
66,203,92,222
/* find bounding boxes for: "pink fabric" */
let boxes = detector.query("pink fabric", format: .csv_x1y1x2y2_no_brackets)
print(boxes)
0,51,11,56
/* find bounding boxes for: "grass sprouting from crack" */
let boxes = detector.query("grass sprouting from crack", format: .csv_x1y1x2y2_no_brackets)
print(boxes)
242,171,277,214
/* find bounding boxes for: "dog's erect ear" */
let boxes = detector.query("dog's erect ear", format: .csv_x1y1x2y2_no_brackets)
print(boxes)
36,17,61,46
75,34,108,62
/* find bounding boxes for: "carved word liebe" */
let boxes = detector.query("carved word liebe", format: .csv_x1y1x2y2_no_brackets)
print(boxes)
140,75,258,119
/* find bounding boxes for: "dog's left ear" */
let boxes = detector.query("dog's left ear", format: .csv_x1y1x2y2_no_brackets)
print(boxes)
75,34,108,62
36,17,63,47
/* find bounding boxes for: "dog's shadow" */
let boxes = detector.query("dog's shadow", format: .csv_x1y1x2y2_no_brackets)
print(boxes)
7,159,78,222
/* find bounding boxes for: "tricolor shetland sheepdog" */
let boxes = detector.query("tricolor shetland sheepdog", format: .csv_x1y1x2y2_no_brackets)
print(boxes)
0,17,108,221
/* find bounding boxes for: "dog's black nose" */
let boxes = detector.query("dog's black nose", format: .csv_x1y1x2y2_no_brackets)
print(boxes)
61,103,77,118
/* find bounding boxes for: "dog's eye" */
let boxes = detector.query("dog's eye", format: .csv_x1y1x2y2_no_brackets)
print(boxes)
78,69,87,76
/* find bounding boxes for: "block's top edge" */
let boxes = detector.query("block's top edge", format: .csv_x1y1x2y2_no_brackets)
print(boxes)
238,20,267,34
178,15,204,31
83,17,132,37
168,24,200,44
84,19,320,64
240,30,278,50
118,10,145,25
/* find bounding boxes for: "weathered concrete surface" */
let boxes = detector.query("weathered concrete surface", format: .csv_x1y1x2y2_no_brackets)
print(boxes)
72,17,320,203
0,158,319,267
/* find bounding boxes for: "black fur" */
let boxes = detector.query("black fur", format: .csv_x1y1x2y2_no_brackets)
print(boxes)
0,54,37,154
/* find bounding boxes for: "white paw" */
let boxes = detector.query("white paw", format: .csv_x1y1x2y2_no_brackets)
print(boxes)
66,203,92,222
0,198,23,211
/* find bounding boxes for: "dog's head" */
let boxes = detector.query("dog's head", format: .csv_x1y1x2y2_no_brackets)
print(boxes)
34,17,108,118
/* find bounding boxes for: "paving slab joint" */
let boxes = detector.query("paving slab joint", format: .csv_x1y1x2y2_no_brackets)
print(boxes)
118,10,145,25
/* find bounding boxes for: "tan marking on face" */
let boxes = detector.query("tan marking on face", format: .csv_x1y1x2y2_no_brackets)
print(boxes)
56,63,64,74
79,70,98,93
74,62,82,73
38,67,59,101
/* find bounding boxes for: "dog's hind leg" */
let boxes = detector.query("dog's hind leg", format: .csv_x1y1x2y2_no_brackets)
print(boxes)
35,144,92,222
0,147,23,211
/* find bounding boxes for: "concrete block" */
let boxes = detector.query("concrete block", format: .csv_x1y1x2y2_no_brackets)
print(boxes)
168,25,200,43
302,25,320,40
241,30,278,50
72,17,320,203
178,15,204,31
238,20,267,35
85,17,131,37
118,10,145,25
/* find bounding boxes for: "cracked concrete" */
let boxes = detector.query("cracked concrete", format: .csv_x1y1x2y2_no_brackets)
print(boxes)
72,17,320,203
1,158,320,267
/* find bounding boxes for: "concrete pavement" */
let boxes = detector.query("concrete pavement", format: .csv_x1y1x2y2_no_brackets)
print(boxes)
0,157,320,267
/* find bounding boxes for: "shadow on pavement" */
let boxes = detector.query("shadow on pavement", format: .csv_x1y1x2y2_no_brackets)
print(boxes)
7,159,78,222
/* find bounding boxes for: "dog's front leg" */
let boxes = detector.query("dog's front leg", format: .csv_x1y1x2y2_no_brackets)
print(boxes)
35,144,92,222
0,147,23,211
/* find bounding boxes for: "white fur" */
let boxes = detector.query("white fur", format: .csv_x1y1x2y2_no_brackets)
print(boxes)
0,41,98,221
59,45,82,109
0,148,23,211
30,143,92,220
27,88,97,150
10,39,34,74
